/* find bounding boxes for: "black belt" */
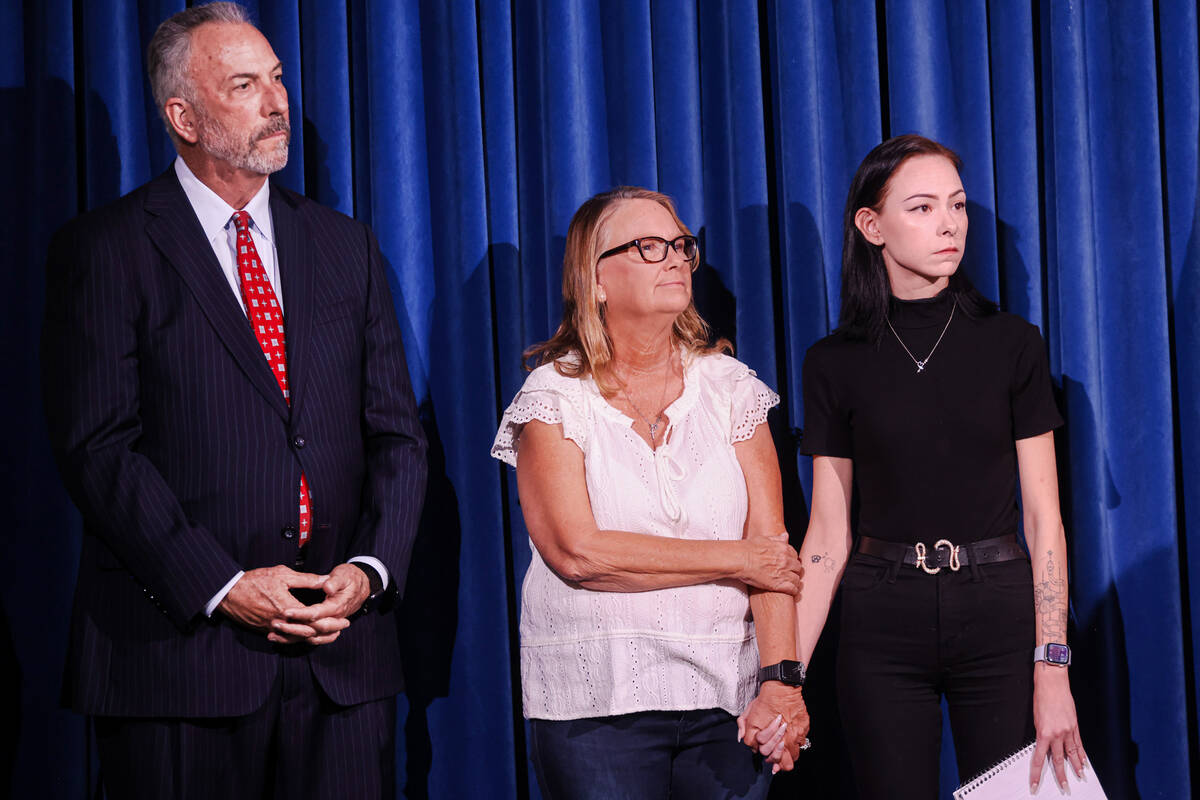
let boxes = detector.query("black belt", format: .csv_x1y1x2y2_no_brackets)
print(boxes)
856,533,1026,574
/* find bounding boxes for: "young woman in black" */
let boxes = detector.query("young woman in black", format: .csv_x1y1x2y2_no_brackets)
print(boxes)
760,136,1086,797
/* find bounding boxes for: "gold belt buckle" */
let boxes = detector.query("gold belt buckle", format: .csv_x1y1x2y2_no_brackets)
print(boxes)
915,539,961,574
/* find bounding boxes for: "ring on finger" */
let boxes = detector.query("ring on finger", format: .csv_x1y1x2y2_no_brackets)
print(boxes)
799,738,812,751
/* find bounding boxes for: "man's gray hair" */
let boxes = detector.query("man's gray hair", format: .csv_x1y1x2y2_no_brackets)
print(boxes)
147,2,253,130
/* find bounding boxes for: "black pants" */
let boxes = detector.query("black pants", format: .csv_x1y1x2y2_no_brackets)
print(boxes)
836,551,1035,800
94,656,396,800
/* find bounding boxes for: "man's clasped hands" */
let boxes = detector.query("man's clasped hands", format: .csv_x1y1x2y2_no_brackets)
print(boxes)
218,564,372,645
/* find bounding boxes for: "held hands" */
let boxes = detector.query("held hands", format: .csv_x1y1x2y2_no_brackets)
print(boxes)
739,533,805,595
218,563,371,646
736,682,810,773
1029,665,1087,794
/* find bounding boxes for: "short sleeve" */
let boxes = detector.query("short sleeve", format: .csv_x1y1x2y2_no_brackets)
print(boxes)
799,343,853,457
490,365,589,466
1011,323,1063,439
692,354,780,443
729,365,781,444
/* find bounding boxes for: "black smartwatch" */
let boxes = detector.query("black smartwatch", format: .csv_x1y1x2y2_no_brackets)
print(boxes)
758,660,806,687
1033,643,1071,666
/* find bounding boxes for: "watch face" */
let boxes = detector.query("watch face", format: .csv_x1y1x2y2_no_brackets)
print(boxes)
782,661,806,683
1046,643,1070,664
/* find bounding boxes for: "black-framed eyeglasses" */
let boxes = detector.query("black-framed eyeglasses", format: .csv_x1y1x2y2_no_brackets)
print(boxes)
598,235,699,268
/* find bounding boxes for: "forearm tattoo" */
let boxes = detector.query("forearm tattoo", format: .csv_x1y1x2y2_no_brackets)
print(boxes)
810,553,837,574
1033,549,1068,643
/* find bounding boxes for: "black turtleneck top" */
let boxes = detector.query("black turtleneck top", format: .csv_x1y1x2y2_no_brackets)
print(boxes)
799,289,1063,545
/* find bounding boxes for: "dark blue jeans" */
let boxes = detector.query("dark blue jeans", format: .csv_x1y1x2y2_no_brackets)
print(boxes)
529,708,771,800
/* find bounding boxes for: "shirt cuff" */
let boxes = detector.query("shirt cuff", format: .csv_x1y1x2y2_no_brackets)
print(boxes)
205,571,245,618
347,556,389,591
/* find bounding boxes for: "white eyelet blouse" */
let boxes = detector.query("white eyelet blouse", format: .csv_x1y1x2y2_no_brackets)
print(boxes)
491,352,780,720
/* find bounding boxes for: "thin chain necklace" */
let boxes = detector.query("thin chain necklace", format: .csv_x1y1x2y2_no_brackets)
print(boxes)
886,297,957,373
620,357,673,447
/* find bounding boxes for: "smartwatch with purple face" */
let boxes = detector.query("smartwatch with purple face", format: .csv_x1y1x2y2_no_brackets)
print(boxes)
1033,643,1071,666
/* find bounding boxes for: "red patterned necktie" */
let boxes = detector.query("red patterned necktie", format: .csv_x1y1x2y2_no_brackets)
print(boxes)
232,210,311,546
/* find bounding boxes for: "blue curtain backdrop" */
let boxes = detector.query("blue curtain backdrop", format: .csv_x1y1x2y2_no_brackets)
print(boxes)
4,1,1197,798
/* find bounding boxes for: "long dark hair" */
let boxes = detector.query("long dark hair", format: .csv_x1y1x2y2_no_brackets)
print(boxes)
839,134,997,342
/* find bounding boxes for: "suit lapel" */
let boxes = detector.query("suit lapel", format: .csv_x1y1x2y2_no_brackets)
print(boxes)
143,169,290,422
271,189,333,567
271,186,314,422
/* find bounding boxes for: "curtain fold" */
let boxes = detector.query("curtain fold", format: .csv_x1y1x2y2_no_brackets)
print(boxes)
1159,2,1200,758
298,0,351,215
5,2,1196,798
986,1,1042,325
1041,4,1186,796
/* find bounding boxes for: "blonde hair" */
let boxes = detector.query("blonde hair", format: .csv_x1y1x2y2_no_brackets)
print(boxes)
523,186,730,396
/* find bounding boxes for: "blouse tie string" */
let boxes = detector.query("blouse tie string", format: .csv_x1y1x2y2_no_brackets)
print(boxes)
653,426,687,527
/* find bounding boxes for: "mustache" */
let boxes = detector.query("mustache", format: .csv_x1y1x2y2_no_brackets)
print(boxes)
255,117,290,142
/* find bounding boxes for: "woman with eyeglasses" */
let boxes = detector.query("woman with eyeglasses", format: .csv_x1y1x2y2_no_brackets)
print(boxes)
491,186,809,798
760,135,1085,798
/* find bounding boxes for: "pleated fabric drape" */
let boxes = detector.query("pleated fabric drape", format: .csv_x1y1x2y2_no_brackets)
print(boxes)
4,2,1196,798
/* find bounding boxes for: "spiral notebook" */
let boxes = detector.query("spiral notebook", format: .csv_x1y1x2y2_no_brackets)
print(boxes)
953,742,1108,799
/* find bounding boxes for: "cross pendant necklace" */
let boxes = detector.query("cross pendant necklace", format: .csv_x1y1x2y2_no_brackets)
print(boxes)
886,297,957,374
621,357,673,447
624,386,668,446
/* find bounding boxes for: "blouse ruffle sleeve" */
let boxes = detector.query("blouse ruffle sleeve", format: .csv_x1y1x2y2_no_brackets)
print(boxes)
490,364,589,466
695,354,781,444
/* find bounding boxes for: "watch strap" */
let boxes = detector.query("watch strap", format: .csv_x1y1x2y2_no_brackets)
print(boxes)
350,562,386,616
758,660,806,687
350,562,385,596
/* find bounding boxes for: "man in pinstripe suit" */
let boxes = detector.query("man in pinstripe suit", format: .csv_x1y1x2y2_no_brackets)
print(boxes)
41,4,427,797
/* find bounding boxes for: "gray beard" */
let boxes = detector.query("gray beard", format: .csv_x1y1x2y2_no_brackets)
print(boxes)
195,111,289,175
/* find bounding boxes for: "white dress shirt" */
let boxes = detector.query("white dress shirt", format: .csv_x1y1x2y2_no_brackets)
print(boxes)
172,158,389,616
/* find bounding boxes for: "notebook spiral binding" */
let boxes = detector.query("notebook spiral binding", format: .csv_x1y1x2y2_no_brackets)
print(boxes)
955,742,1036,797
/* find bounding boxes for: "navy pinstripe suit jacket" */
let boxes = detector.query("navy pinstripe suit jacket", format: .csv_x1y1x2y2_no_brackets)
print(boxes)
42,167,427,717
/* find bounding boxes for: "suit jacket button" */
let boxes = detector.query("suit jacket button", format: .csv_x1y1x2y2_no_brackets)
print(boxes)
292,436,306,449
281,525,297,540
